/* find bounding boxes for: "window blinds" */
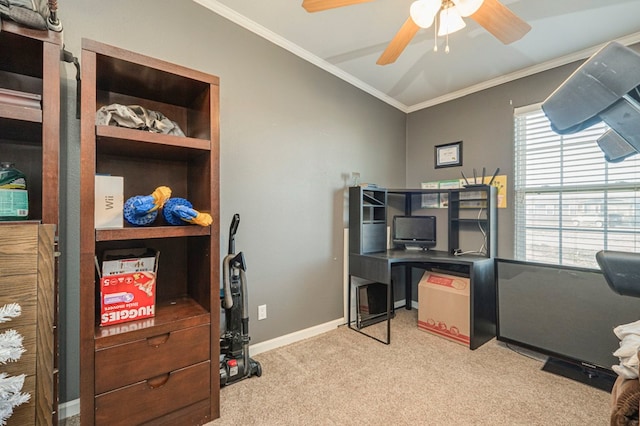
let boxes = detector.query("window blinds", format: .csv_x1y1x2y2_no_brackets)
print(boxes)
513,105,640,268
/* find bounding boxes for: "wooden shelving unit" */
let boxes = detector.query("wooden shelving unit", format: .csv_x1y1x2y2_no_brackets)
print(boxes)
79,39,220,425
0,20,60,226
0,20,60,426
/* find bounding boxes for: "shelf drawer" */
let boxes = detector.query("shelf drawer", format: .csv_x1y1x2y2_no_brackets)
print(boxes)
95,324,210,394
95,360,210,426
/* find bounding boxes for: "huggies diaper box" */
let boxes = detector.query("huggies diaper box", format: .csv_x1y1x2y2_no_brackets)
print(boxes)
96,248,159,326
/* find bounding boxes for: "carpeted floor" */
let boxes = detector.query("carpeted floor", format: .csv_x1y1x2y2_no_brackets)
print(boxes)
61,309,613,425
210,309,611,425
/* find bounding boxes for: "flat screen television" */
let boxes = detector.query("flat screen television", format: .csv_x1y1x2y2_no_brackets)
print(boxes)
496,259,640,390
392,215,436,250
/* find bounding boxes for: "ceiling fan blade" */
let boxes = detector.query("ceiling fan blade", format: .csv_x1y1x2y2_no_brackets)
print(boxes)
302,0,374,13
471,0,531,44
376,17,420,65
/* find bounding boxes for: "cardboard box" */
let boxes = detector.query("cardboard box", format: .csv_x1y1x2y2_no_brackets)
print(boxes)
98,248,159,326
418,271,470,346
100,272,156,326
95,175,124,229
102,254,157,276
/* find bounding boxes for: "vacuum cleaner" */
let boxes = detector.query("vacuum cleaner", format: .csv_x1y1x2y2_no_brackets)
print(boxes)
219,213,262,386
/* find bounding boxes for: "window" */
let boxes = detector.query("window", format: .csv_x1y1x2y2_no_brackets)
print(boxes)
514,104,640,268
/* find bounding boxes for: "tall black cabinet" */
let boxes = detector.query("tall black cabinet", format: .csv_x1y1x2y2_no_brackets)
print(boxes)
349,186,387,254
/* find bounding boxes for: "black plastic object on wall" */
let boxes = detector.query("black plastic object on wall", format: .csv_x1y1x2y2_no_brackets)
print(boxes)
542,42,640,162
596,250,640,298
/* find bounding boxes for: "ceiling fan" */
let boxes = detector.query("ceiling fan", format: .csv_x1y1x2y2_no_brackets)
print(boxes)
302,0,531,65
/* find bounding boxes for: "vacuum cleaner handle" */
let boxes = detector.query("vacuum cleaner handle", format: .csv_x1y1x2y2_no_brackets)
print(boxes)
228,213,240,255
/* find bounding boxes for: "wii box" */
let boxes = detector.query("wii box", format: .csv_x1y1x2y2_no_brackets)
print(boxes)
95,175,124,229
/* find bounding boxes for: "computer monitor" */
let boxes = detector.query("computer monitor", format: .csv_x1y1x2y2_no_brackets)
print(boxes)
392,215,436,250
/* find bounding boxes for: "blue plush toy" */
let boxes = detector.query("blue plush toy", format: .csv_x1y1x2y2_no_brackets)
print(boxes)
123,186,171,226
163,197,212,226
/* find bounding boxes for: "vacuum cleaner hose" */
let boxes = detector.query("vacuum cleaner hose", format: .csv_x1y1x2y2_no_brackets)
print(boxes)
222,254,234,309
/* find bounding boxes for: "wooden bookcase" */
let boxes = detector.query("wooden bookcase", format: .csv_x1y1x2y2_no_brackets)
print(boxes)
0,20,60,426
0,20,60,226
79,39,220,425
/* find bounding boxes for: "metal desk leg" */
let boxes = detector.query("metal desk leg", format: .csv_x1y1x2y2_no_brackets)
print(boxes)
386,277,392,344
347,274,353,328
404,265,412,310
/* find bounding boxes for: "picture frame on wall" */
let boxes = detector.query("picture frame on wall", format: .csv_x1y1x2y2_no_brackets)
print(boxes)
435,141,462,168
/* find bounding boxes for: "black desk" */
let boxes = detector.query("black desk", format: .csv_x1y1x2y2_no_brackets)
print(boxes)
348,249,496,348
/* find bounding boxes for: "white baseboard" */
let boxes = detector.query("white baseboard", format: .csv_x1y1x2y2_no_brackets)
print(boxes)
58,398,80,421
58,316,345,420
251,301,416,357
250,317,344,356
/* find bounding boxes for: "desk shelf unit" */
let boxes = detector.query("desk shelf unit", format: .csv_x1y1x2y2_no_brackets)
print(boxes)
79,39,220,425
389,185,497,257
348,186,497,348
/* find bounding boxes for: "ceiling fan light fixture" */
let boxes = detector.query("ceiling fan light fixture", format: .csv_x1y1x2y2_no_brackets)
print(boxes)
451,0,484,17
437,4,466,36
409,0,441,29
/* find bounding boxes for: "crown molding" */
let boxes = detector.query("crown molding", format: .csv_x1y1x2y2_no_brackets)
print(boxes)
193,1,640,115
406,31,640,113
193,0,409,112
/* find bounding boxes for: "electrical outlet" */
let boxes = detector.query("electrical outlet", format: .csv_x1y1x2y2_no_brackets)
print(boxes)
258,304,267,320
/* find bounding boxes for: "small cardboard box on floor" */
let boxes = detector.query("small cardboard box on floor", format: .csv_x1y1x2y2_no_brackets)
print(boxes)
418,271,470,346
96,248,159,326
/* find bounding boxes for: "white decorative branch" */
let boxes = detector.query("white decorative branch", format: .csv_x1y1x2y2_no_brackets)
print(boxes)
0,373,30,425
0,330,25,365
0,304,21,324
0,302,29,424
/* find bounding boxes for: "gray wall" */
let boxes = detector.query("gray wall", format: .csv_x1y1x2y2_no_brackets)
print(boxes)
55,0,640,406
57,0,406,403
406,62,583,258
403,42,640,305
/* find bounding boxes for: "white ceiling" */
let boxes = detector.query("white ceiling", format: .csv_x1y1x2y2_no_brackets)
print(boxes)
194,0,640,113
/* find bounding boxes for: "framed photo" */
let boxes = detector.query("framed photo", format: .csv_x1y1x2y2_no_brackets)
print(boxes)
435,141,462,168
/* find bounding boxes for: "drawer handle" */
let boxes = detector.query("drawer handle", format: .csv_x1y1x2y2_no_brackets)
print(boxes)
146,373,170,389
146,333,170,347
